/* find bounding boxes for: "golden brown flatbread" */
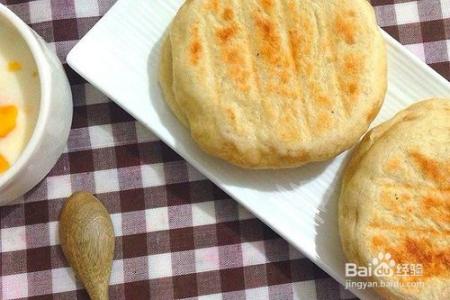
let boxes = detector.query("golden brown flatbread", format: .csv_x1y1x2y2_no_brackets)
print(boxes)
339,99,450,299
160,0,387,168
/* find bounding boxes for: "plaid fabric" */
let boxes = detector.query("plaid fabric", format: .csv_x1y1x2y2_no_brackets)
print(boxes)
0,0,448,299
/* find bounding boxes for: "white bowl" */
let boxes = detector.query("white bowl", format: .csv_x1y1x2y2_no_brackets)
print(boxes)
0,4,73,204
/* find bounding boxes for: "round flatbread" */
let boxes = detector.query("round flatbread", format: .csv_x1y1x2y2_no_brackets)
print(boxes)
160,0,387,168
339,99,450,299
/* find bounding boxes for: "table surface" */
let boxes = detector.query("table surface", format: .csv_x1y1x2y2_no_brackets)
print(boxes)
0,0,449,299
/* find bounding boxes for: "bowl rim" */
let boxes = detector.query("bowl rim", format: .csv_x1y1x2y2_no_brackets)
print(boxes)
0,4,52,190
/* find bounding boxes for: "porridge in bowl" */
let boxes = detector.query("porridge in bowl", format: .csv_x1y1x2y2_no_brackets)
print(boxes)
0,19,40,174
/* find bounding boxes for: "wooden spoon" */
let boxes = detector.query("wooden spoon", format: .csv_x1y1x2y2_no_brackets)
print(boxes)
59,192,115,300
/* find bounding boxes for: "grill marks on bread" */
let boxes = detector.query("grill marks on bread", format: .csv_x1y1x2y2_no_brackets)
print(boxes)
186,0,370,141
188,25,202,65
410,151,450,189
371,151,450,272
370,236,450,280
335,11,357,45
214,7,249,92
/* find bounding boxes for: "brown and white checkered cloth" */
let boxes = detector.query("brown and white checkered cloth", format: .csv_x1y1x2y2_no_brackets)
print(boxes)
0,0,448,299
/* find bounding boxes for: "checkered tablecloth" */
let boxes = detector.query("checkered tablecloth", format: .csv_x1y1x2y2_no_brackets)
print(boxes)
0,0,448,299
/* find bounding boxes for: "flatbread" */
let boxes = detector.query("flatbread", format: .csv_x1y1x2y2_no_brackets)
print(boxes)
339,99,450,299
160,0,387,168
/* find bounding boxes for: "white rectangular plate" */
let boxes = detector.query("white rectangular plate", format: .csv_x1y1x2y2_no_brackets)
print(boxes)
67,1,450,299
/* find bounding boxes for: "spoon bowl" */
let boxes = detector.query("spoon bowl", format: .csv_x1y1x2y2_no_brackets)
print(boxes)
59,192,115,300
